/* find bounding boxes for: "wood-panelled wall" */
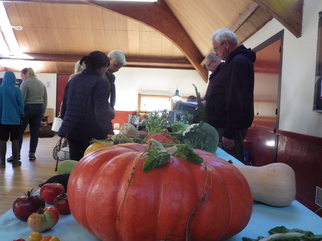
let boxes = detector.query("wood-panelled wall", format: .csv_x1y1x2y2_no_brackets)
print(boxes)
244,118,322,217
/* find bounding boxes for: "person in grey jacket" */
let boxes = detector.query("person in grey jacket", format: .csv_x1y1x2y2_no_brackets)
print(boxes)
7,67,47,162
58,51,111,161
103,50,126,134
0,71,24,168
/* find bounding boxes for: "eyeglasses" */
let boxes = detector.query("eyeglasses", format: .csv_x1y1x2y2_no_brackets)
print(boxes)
206,60,215,68
213,42,225,52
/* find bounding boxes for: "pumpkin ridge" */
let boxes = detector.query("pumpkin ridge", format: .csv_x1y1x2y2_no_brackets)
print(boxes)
185,163,211,241
116,152,144,222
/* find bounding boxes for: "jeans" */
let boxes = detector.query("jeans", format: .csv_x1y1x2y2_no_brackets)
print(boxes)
19,104,44,154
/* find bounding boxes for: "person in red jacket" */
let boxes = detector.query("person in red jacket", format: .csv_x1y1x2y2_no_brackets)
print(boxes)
206,28,256,162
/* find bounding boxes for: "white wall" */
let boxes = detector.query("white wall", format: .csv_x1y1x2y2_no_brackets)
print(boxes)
113,67,207,111
244,0,322,138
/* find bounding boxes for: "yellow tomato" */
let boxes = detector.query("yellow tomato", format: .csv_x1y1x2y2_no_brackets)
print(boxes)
49,238,60,241
28,232,42,241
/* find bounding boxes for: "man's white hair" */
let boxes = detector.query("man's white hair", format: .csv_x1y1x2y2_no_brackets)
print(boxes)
107,50,126,65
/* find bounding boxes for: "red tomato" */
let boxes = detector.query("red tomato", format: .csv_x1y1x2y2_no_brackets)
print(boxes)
40,183,65,204
145,133,177,144
39,236,51,241
12,189,45,221
27,206,59,232
13,239,25,241
53,192,70,215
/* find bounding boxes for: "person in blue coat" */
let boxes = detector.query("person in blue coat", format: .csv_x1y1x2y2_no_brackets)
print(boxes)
58,51,111,161
0,71,24,168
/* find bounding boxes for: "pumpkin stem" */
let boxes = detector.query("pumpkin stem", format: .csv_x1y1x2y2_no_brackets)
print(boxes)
142,139,203,173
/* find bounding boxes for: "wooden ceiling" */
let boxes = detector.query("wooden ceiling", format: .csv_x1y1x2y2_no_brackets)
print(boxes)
0,0,303,82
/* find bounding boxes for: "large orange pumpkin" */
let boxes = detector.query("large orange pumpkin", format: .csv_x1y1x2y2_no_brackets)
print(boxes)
67,143,253,241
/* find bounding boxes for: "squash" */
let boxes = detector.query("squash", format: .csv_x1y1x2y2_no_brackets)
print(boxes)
57,160,78,174
83,139,114,156
234,163,296,207
67,143,253,241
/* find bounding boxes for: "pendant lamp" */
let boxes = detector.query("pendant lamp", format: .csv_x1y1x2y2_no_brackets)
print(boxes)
172,88,181,101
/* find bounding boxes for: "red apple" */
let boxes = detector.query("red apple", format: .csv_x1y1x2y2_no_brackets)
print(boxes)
12,189,45,221
27,206,59,232
40,183,65,204
53,192,70,215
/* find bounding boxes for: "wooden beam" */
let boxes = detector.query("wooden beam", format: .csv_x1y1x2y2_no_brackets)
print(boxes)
87,0,208,82
0,53,194,69
255,0,303,38
230,1,260,32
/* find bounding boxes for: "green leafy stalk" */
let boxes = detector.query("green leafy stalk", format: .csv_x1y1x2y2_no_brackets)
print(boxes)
142,111,169,135
193,84,208,123
142,139,203,173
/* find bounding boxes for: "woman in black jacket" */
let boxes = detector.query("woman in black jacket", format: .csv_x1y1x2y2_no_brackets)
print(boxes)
58,51,111,161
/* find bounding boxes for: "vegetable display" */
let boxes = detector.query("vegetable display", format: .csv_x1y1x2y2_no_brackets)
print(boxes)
243,226,322,241
67,142,253,241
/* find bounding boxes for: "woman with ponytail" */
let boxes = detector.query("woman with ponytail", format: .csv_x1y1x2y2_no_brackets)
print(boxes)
58,51,112,161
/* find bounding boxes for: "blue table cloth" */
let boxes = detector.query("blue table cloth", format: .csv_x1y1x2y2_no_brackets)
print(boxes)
1,148,321,241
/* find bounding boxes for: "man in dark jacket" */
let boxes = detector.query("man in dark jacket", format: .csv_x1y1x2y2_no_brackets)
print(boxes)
104,50,126,134
206,28,256,162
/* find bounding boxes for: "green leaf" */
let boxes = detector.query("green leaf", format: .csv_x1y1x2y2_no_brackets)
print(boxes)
142,156,158,173
142,149,171,173
172,144,203,164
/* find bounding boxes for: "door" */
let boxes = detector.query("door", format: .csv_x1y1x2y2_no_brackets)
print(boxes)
243,31,283,166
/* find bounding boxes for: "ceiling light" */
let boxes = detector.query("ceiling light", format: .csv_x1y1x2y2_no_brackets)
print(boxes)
172,88,181,101
0,2,21,55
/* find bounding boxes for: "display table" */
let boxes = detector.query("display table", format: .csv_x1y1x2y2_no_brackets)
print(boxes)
1,148,321,241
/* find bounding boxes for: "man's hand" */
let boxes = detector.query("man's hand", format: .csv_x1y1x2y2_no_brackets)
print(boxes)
222,137,235,150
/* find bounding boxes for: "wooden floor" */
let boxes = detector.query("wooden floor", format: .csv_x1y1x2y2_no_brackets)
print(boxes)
0,134,60,216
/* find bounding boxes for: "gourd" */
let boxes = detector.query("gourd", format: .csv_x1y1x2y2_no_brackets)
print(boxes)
57,160,78,174
67,143,253,241
234,163,296,207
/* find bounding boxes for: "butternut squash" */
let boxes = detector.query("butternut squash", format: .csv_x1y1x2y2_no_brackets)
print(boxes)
234,163,296,207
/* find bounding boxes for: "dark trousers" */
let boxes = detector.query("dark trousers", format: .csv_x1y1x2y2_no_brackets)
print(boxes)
0,125,20,141
68,139,90,161
216,128,247,163
19,104,44,154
